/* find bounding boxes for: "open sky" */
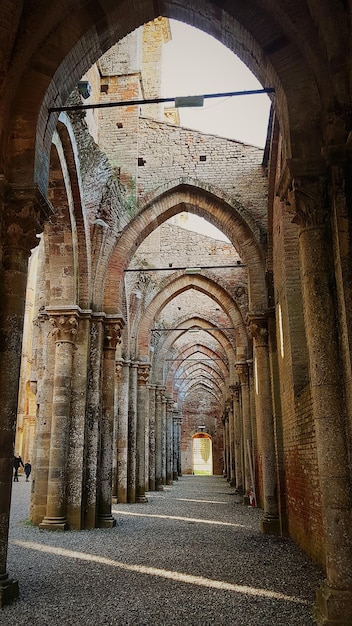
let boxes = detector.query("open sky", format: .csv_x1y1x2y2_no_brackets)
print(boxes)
161,20,271,149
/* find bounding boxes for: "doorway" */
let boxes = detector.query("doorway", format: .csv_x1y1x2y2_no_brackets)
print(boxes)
192,432,213,475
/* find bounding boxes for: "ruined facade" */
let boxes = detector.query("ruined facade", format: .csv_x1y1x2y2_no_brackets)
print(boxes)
1,4,352,626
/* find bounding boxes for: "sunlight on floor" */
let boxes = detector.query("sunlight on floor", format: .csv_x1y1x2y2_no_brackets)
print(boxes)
112,509,247,528
12,540,308,606
176,498,228,504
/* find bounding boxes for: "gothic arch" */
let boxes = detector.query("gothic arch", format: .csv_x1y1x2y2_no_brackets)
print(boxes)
135,275,248,362
2,0,335,193
103,183,266,314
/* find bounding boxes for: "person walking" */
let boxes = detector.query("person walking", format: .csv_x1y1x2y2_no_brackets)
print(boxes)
13,455,24,481
24,461,32,482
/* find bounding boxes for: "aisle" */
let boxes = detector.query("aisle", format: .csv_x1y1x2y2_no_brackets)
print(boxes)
4,475,323,625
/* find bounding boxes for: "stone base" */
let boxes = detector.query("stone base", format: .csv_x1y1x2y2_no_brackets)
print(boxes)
314,582,352,625
97,514,116,529
156,484,164,491
0,574,19,607
39,516,67,531
260,517,281,536
136,495,148,503
112,496,118,504
243,495,250,506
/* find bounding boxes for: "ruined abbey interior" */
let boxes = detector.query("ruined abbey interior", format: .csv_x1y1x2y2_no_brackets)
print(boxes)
1,3,352,625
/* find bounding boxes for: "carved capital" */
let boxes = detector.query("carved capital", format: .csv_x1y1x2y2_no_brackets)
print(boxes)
235,362,248,385
3,185,54,252
229,382,240,401
104,319,123,350
115,358,124,381
137,363,151,385
247,313,268,347
50,314,78,344
286,176,329,229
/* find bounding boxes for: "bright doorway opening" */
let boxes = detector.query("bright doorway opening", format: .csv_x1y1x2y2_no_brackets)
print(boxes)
192,433,213,475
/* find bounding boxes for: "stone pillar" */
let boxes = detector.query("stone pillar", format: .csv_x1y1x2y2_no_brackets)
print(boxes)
112,359,123,503
224,412,230,481
290,175,352,624
39,311,79,530
155,386,163,490
97,318,122,528
136,363,150,503
231,382,243,494
235,362,252,500
117,360,130,503
161,393,167,485
127,362,138,502
83,314,104,528
0,185,51,605
177,416,182,476
248,313,279,534
148,385,156,491
166,398,174,484
226,400,235,485
172,409,180,480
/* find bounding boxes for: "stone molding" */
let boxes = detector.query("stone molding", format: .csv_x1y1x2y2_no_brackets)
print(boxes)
103,318,123,350
229,382,240,401
235,361,249,384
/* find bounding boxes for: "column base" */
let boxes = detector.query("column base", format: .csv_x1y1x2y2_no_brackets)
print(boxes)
112,496,118,504
260,516,281,536
314,582,352,625
39,516,67,531
136,495,148,503
97,514,116,529
0,573,19,607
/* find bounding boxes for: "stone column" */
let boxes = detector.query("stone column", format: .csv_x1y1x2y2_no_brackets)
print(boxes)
97,318,122,528
290,175,352,623
224,412,230,481
172,409,180,480
117,360,130,503
226,400,235,485
155,386,163,490
39,311,79,530
231,382,243,494
248,313,279,534
83,314,104,528
112,359,123,503
127,362,138,502
136,363,150,503
166,397,174,484
177,416,182,476
161,393,167,485
0,185,51,606
148,385,156,491
235,362,252,500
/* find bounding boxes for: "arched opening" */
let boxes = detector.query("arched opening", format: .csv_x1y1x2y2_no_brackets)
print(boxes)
192,432,213,475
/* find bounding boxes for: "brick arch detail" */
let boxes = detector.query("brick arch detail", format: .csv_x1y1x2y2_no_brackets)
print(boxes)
103,184,266,313
2,0,331,190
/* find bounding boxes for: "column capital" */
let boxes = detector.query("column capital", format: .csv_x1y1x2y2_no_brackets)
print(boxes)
115,358,124,381
137,362,151,385
246,312,268,347
229,382,240,401
235,361,249,384
104,317,124,350
49,312,79,344
2,183,54,252
288,176,329,229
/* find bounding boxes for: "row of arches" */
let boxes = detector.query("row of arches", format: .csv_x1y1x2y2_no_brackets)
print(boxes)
1,4,352,625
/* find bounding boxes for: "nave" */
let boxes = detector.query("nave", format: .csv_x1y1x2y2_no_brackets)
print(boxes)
5,476,323,626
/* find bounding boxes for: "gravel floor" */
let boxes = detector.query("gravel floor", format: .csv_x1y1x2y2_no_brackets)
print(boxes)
2,475,324,625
